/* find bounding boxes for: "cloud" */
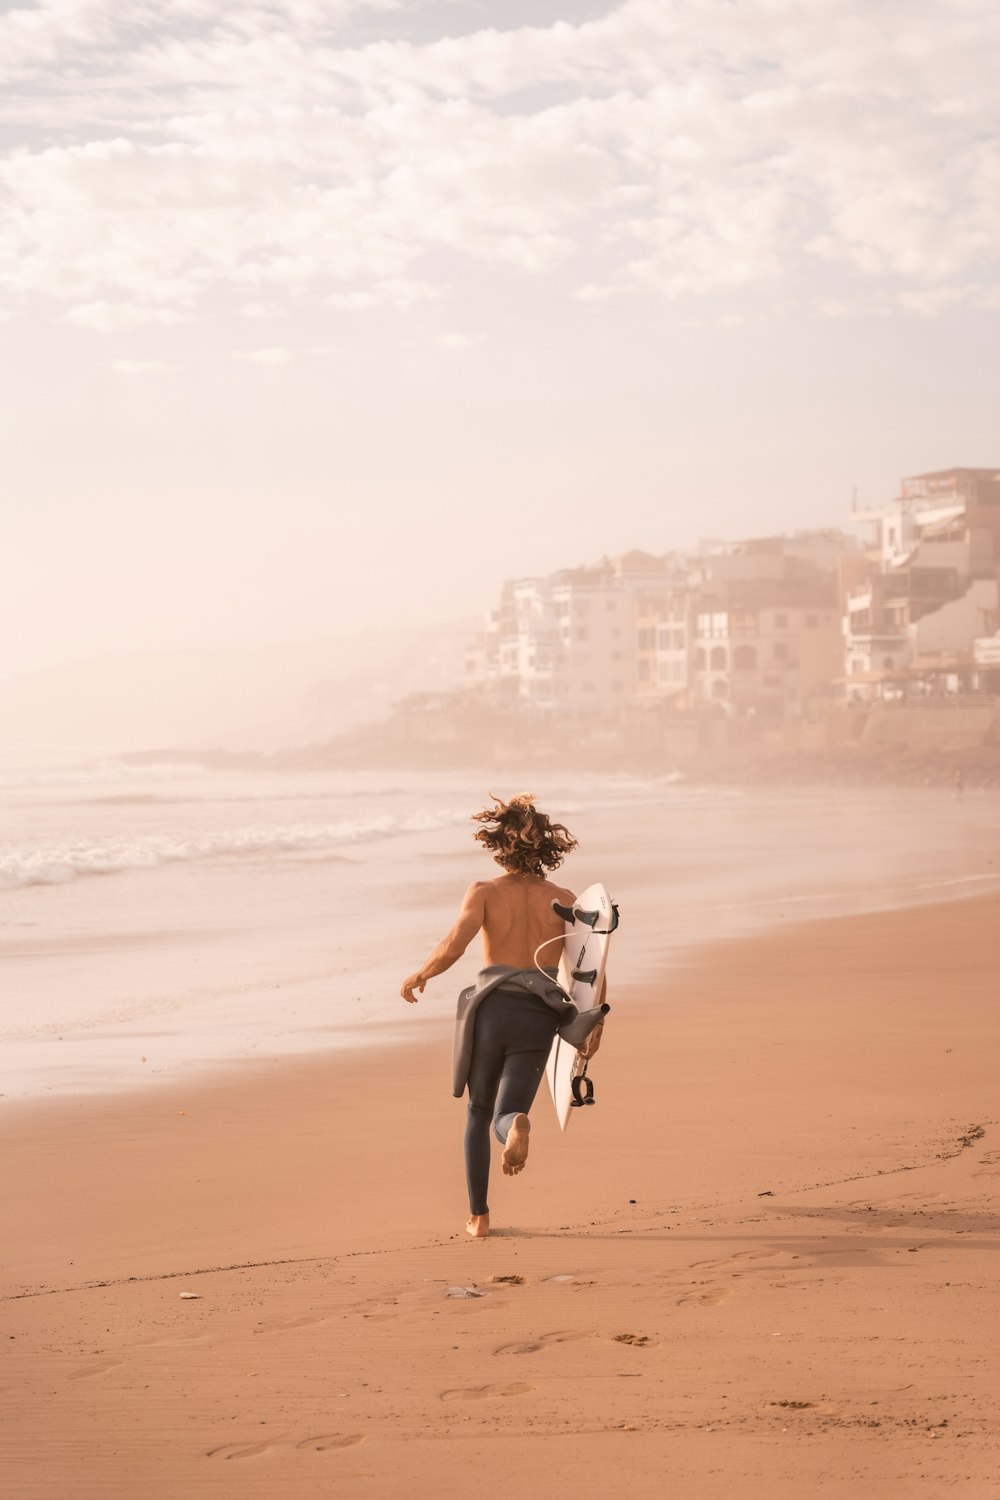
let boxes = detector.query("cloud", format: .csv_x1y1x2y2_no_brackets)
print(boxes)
230,345,296,363
0,0,997,324
110,358,171,373
437,330,481,349
325,277,443,309
67,301,186,330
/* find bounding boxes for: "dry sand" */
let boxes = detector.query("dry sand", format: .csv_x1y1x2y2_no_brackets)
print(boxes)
3,894,999,1498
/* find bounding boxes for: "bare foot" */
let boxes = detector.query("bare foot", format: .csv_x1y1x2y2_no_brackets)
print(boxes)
466,1214,490,1239
502,1114,530,1176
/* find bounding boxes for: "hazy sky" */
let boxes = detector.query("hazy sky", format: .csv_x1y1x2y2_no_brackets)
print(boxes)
3,0,999,679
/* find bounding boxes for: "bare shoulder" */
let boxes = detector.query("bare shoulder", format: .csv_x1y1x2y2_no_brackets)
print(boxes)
546,878,575,904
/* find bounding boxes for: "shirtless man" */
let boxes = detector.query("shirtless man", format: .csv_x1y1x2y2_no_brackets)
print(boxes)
401,794,603,1239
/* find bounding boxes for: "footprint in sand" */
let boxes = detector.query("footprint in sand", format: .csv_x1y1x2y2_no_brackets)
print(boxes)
296,1434,365,1452
440,1382,534,1402
255,1314,330,1334
686,1250,787,1275
134,1332,211,1349
494,1330,591,1355
349,1295,404,1319
67,1359,124,1380
206,1442,272,1460
676,1285,732,1307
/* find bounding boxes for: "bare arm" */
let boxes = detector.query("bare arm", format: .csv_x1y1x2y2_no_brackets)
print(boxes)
400,883,488,1003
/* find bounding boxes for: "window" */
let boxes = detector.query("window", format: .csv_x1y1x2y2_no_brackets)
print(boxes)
658,628,672,649
734,645,757,670
711,679,728,699
612,681,624,692
576,627,588,641
606,600,616,611
775,613,788,629
774,642,789,662
694,647,706,670
611,649,623,660
582,681,595,692
805,614,817,628
638,660,651,681
710,646,727,670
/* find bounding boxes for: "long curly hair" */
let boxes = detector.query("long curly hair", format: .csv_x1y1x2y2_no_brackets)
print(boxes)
471,793,578,877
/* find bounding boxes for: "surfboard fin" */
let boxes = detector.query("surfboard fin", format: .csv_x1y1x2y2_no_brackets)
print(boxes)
571,967,598,985
552,899,621,934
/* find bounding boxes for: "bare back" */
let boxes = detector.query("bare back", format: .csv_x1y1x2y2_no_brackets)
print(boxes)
480,874,574,969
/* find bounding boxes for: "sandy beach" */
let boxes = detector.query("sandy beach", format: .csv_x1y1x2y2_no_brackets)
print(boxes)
3,889,999,1498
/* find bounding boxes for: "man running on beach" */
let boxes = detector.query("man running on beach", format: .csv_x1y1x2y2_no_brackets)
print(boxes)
401,794,604,1239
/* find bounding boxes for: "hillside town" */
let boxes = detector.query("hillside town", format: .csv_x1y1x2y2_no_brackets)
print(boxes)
463,466,1000,722
289,465,1000,782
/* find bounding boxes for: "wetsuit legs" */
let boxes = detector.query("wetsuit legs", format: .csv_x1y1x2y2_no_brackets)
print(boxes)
464,991,558,1217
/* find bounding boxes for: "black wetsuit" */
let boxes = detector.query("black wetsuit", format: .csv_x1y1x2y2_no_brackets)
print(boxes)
464,982,560,1217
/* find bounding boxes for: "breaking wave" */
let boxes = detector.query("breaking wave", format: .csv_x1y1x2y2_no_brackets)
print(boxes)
0,809,468,891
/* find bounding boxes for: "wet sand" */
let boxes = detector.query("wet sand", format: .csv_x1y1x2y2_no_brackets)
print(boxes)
3,894,999,1497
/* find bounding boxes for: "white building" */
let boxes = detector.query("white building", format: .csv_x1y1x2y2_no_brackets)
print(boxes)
844,467,1000,700
468,552,671,715
549,573,637,712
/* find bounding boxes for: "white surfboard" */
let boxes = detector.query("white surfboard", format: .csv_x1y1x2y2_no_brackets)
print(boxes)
544,881,617,1131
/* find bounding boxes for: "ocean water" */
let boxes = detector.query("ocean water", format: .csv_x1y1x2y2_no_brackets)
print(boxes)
3,755,998,1100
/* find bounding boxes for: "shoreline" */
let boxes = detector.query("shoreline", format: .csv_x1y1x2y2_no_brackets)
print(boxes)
7,870,1000,1128
7,774,1000,1108
7,863,1000,1111
4,892,999,1495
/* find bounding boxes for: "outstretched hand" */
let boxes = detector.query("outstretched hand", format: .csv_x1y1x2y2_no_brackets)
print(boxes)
401,974,426,1004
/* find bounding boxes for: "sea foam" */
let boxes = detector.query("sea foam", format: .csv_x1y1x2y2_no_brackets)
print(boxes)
0,809,466,890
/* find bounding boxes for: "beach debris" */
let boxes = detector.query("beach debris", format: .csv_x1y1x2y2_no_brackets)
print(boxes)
758,1190,774,1197
446,1285,485,1299
614,1333,651,1346
544,1275,575,1283
489,1274,525,1285
179,1292,201,1300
